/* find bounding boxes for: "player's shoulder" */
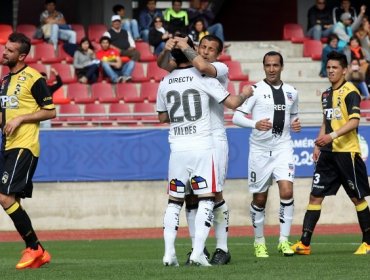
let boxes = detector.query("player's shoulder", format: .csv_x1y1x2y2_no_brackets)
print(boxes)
20,65,43,82
342,81,360,96
252,80,268,94
282,82,298,93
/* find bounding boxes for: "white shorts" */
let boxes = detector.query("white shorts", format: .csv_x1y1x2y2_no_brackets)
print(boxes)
214,136,228,191
248,148,295,193
168,148,217,199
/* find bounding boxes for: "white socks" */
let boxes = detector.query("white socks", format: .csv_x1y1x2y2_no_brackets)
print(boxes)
163,202,182,258
214,200,229,252
279,198,294,243
185,206,197,248
250,203,265,244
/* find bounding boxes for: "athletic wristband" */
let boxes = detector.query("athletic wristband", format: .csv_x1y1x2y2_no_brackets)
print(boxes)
329,131,338,140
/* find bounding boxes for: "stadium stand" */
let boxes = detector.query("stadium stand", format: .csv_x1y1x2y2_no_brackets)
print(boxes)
283,23,306,44
52,63,77,84
146,61,168,82
33,43,63,64
135,41,157,62
140,82,159,103
67,82,94,104
0,24,12,44
117,83,144,103
91,82,119,103
108,103,134,125
303,40,323,61
70,24,86,43
87,24,107,42
16,24,43,44
131,62,150,83
224,60,249,81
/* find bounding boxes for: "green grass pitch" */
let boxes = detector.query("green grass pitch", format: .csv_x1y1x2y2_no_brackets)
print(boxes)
0,234,368,280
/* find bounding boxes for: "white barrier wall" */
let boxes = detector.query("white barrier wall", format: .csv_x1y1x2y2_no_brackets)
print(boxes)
0,179,367,231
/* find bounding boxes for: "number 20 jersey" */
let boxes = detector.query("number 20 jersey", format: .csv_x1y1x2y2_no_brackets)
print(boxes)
157,66,229,152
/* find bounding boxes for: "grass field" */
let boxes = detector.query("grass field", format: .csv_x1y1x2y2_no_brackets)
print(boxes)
0,234,368,280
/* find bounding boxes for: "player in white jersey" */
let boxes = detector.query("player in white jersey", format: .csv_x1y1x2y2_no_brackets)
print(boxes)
158,34,250,264
233,51,301,258
157,34,252,267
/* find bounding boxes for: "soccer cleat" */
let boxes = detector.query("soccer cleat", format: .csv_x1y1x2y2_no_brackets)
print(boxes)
254,243,269,258
185,247,210,265
163,255,179,267
353,242,370,255
16,245,43,269
291,241,311,255
189,253,211,266
277,241,294,256
210,248,231,265
30,250,51,268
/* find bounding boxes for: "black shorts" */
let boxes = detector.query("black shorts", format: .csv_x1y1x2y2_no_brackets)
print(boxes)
311,151,370,199
0,148,38,199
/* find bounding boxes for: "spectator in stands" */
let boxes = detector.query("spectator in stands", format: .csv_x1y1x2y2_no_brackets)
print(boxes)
355,15,370,54
320,34,342,77
187,0,225,43
149,16,172,55
188,18,209,47
343,36,370,74
96,36,135,83
333,5,367,50
332,0,358,24
163,0,189,34
103,15,141,61
346,59,370,99
306,0,333,41
73,37,100,84
138,0,163,42
112,4,141,41
40,0,76,49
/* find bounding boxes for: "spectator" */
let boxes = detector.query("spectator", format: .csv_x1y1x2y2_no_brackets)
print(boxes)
346,59,370,99
149,16,172,55
163,0,189,34
112,4,141,41
188,18,209,46
306,0,333,41
320,34,342,77
103,15,141,61
39,0,76,49
332,0,358,24
333,5,367,50
138,0,163,42
95,36,135,84
355,15,370,54
187,0,225,43
73,37,100,84
343,36,370,69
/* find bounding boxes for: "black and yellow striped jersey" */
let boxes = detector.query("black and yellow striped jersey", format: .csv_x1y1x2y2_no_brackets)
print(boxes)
320,81,361,153
0,65,55,157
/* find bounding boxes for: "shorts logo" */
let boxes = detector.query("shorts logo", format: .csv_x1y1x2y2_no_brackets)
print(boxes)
347,180,355,190
191,176,208,190
2,172,9,184
169,179,185,193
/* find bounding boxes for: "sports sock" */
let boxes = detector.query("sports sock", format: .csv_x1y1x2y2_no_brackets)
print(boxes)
185,203,198,248
5,201,40,250
300,204,321,246
279,198,294,243
213,200,229,252
192,198,214,258
163,200,183,258
355,201,370,244
250,203,265,244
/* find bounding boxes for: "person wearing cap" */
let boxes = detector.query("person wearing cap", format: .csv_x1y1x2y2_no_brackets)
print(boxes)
333,5,367,50
332,0,358,24
306,0,334,41
103,15,141,61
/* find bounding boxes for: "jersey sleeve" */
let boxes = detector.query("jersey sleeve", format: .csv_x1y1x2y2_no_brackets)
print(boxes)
345,90,361,119
203,77,229,103
291,90,299,116
212,62,228,78
31,77,55,110
236,94,256,115
156,83,167,112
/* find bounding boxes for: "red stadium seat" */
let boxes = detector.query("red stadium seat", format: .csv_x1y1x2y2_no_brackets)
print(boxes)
67,82,94,103
0,24,13,44
52,63,77,84
33,43,62,64
57,45,74,63
131,62,150,83
146,61,168,82
0,64,10,78
70,24,86,43
224,60,249,81
52,86,70,104
135,41,156,62
227,82,236,95
360,100,370,117
238,80,256,93
283,23,306,44
108,103,135,124
16,24,43,44
57,104,85,125
91,82,118,103
84,103,109,124
87,24,107,42
140,82,159,103
303,40,322,61
116,83,144,103
133,103,157,123
28,63,47,75
218,50,232,61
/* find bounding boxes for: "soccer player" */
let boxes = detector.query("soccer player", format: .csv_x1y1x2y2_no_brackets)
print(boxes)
158,34,249,264
291,51,370,255
0,32,56,269
157,34,252,266
232,51,301,257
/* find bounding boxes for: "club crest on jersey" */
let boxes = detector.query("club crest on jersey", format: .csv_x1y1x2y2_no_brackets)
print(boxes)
18,76,26,82
191,176,208,190
286,92,293,101
2,172,9,184
169,179,185,193
288,163,294,171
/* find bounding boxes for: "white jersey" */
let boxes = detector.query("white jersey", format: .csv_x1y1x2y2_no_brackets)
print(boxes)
210,62,229,139
237,80,299,151
157,66,230,152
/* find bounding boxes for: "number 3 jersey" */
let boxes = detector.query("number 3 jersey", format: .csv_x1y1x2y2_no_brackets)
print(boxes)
157,66,229,152
237,80,299,151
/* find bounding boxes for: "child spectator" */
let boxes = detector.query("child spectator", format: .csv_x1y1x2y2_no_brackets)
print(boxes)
112,4,141,41
73,37,100,84
343,36,370,74
149,16,172,55
320,34,342,77
96,36,135,83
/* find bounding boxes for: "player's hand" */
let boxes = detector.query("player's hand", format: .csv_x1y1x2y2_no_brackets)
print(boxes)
291,117,301,132
314,134,332,147
241,85,254,99
164,38,176,51
312,145,321,162
3,116,23,136
255,118,272,131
